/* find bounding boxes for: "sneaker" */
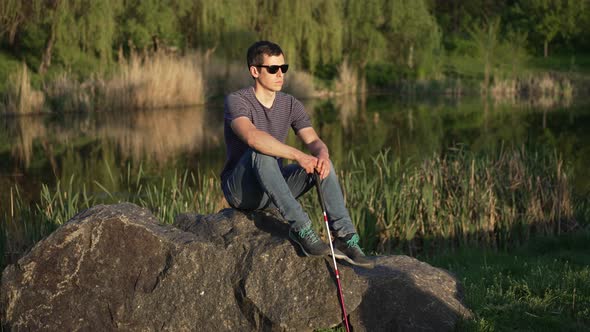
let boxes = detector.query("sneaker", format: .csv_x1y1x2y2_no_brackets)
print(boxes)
334,234,375,269
289,225,331,257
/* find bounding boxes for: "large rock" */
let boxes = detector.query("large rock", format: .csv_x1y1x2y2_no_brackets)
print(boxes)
1,203,470,331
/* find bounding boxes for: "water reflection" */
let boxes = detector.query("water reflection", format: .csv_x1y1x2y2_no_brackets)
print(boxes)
5,107,222,169
0,107,223,206
1,94,589,203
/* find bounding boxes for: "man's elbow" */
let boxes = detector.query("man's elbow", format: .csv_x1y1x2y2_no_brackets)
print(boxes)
243,131,260,149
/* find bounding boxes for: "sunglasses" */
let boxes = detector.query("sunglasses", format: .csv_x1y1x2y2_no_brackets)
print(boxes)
256,64,289,74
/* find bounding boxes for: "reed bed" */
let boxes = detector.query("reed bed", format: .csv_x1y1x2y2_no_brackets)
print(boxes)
99,51,206,110
330,147,576,255
2,52,320,113
491,74,574,108
1,62,44,114
333,59,360,96
1,148,582,268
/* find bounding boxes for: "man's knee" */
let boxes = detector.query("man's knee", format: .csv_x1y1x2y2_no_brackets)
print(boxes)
251,150,280,169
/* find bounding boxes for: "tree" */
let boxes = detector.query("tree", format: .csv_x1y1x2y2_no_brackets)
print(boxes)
467,17,501,94
0,0,26,45
342,0,387,68
512,0,586,57
116,0,190,52
383,0,442,77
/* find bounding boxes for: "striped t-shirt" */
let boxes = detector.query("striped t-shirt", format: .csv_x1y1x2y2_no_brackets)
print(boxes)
221,87,312,181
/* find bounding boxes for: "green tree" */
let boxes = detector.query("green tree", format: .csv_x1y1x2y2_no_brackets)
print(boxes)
182,0,343,73
0,0,27,45
343,0,441,79
343,0,388,68
383,0,442,78
116,0,191,52
512,0,586,57
3,0,122,75
468,17,501,94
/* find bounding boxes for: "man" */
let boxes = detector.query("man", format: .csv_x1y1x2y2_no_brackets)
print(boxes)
221,40,373,268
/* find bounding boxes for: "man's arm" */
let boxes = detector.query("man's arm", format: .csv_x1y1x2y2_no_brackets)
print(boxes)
231,117,318,174
297,127,330,179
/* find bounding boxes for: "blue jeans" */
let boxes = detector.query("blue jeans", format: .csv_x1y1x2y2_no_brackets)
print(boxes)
221,149,356,237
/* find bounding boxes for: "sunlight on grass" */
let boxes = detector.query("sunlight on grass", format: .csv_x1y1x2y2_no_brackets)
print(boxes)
425,232,590,331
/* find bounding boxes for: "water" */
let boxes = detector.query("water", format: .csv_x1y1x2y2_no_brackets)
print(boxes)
1,94,589,210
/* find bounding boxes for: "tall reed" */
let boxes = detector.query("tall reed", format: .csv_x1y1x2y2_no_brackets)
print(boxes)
1,147,581,268
1,62,44,114
331,147,575,254
491,74,574,109
100,51,206,110
333,59,359,95
44,72,93,112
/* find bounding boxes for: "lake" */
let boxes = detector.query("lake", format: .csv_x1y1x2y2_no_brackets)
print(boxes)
1,93,589,212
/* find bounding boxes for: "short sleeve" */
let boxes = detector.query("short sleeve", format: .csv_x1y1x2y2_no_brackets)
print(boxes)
224,93,251,122
290,97,312,132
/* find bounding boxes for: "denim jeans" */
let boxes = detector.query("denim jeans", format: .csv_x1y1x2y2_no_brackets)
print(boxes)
221,149,356,237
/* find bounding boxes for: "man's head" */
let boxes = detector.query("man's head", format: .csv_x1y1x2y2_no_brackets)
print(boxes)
247,41,288,92
247,41,284,68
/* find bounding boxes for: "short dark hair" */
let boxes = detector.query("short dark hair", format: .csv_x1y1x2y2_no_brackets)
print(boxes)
246,41,284,68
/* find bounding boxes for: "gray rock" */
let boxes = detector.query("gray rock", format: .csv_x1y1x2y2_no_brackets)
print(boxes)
1,203,470,331
350,256,472,331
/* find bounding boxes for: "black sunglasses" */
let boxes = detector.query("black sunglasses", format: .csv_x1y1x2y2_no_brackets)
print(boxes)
256,64,289,74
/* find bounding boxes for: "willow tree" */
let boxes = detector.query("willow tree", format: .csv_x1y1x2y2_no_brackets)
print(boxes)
182,0,343,73
58,0,121,70
181,0,259,61
3,0,121,74
343,0,388,69
342,0,441,79
382,0,442,78
116,0,191,52
0,0,26,45
255,0,343,72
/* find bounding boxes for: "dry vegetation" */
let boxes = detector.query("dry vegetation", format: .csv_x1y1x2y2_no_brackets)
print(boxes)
1,51,323,114
1,63,44,114
491,73,574,109
99,51,205,110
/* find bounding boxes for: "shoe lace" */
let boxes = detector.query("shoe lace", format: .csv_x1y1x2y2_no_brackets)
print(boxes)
346,234,364,253
299,227,320,244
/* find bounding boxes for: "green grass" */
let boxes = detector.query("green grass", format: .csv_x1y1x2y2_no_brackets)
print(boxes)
528,54,590,74
316,232,590,332
423,231,590,331
1,148,589,331
2,147,586,269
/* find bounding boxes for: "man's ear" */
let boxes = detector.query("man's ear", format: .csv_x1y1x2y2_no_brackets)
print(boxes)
249,66,259,78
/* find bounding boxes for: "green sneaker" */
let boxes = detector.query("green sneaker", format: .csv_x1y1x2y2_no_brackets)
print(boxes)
334,234,375,269
289,225,331,257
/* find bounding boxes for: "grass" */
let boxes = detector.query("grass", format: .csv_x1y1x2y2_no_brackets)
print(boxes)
0,166,225,268
528,53,590,75
325,147,579,256
318,232,590,332
2,146,585,269
422,231,590,331
1,147,588,332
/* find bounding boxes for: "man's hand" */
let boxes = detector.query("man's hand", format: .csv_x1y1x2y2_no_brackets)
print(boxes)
296,152,318,174
315,152,331,179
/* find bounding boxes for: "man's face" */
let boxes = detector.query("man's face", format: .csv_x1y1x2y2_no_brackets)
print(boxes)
251,54,286,92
